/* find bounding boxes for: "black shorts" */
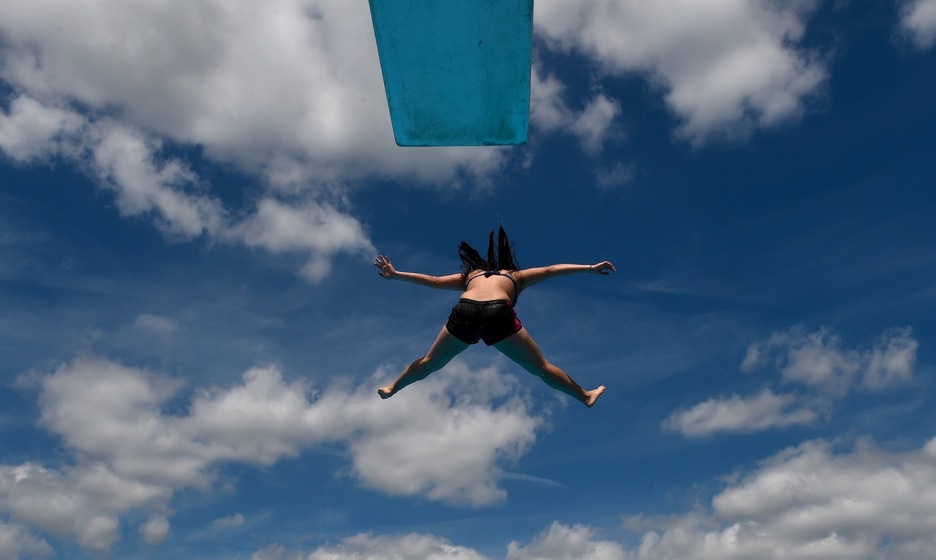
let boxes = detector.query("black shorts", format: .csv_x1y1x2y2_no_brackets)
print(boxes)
445,299,522,346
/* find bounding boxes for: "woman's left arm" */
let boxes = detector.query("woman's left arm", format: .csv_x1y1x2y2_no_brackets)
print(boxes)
517,261,615,288
374,255,465,290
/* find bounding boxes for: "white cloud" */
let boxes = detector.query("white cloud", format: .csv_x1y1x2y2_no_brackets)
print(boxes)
227,197,374,282
37,358,201,487
743,326,918,394
0,95,375,280
535,0,826,144
664,389,817,438
305,532,490,560
507,522,626,560
210,513,245,530
133,314,179,336
252,544,305,560
670,326,918,437
0,522,52,560
253,534,491,560
595,161,636,189
139,515,170,544
88,121,227,240
774,328,862,395
0,462,168,551
250,435,936,560
530,66,575,132
8,356,542,552
571,95,622,155
0,95,84,163
307,363,540,506
622,437,936,559
901,0,936,49
0,98,225,241
863,327,918,390
530,64,621,154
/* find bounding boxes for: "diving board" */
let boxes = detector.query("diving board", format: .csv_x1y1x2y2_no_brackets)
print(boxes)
368,0,534,146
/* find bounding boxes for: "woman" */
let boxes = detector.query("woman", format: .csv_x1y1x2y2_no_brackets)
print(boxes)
374,227,614,407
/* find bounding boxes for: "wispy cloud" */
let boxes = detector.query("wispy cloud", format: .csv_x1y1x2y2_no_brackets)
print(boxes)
133,314,179,336
900,0,936,49
666,326,918,438
664,389,817,438
530,63,621,155
210,513,245,531
743,326,918,394
255,533,490,560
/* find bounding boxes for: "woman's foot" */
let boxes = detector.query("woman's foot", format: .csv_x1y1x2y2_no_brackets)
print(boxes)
583,386,606,407
377,385,394,399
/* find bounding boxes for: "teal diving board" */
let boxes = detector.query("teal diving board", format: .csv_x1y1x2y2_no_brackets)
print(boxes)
368,0,534,146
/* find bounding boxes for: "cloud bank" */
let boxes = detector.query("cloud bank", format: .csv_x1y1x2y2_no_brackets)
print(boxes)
251,433,936,560
621,436,936,559
2,357,541,553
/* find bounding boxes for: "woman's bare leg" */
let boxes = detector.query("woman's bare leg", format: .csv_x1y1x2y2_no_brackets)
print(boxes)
494,328,605,407
378,327,470,399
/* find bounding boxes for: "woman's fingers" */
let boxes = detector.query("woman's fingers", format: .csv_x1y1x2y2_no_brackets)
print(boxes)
594,261,616,275
374,255,393,278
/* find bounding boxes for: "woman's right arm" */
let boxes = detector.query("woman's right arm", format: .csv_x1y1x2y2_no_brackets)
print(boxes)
374,255,465,290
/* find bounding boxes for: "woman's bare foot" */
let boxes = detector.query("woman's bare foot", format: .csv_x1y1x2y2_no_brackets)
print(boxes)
583,386,606,407
377,386,394,399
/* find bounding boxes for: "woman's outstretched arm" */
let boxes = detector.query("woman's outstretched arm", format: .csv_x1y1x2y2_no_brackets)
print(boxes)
374,255,464,290
517,261,615,289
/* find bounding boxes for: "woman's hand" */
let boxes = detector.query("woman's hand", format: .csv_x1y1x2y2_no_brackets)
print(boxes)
374,255,397,279
590,261,616,275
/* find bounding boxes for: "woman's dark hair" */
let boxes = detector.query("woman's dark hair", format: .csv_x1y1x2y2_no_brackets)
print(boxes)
458,226,519,277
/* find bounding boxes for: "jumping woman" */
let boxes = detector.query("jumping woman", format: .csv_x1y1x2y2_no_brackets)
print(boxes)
375,227,614,407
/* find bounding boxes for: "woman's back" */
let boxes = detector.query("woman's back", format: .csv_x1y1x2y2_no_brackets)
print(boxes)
461,269,520,304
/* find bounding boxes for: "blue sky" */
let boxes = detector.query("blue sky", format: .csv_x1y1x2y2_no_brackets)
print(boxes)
2,1,936,558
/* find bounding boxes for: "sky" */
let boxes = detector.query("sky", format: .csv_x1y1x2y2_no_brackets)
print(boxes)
1,0,936,558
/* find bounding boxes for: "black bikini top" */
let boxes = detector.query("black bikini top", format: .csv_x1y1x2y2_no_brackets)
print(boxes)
465,270,520,305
